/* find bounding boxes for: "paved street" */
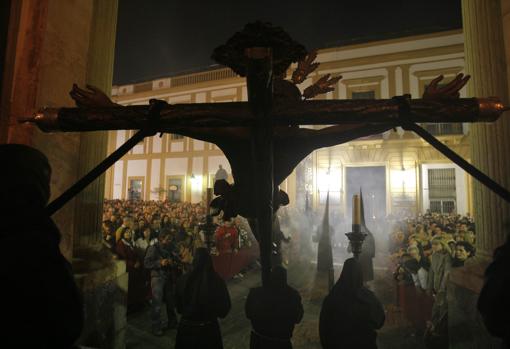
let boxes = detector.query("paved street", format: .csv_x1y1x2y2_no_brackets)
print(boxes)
126,256,425,349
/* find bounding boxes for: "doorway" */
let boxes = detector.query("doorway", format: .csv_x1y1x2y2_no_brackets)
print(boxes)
345,166,386,230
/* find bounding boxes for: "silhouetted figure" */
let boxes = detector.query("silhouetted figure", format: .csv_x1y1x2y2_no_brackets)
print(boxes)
319,258,385,349
0,144,83,348
175,247,231,349
246,266,304,349
478,237,510,348
145,230,179,335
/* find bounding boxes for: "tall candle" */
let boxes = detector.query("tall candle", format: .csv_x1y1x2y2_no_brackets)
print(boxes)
352,194,361,225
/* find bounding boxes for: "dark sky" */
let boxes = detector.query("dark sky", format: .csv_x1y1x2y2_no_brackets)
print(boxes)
113,0,462,85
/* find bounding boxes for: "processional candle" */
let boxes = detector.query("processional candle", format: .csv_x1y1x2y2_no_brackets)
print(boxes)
352,194,361,230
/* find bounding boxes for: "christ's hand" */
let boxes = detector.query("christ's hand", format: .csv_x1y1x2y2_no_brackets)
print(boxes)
423,73,470,100
70,84,119,108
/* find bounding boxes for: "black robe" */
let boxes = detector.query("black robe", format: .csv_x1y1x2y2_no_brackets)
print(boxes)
245,284,304,349
0,211,83,348
175,249,231,349
320,287,385,349
320,258,385,349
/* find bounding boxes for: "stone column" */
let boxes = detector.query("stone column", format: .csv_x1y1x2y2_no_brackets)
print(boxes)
463,0,510,258
448,1,510,348
73,0,117,254
70,3,129,348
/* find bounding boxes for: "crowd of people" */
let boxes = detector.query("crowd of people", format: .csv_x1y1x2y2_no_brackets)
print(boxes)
389,211,476,347
101,199,254,313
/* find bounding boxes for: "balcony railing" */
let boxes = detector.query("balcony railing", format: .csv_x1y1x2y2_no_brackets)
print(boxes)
422,123,464,136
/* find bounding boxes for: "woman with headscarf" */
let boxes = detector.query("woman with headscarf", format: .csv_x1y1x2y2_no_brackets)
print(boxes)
116,228,143,312
319,258,385,349
175,247,231,349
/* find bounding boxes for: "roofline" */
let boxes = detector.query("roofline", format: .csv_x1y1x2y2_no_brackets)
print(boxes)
112,28,463,89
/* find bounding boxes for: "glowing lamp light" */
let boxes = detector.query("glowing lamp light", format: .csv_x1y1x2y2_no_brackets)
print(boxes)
390,167,416,192
317,167,342,192
190,174,203,192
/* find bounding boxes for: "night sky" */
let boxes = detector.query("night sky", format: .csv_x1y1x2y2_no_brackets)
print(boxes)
113,0,462,85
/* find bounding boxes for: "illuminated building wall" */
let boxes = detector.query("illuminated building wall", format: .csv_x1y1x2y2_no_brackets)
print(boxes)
108,29,471,216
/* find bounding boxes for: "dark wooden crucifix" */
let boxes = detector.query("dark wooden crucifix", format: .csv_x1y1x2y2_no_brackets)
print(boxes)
23,22,508,285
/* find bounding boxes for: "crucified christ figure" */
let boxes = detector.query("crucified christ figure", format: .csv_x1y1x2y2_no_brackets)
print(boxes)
70,63,469,226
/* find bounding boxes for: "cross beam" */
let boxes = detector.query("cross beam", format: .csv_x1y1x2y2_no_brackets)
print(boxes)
28,97,504,131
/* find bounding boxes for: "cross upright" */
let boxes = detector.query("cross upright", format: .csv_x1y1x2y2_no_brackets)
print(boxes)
23,22,509,286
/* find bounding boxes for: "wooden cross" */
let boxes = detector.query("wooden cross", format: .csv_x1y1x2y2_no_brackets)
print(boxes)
23,22,508,285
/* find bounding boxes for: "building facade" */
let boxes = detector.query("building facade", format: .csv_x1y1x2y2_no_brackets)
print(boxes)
107,29,472,218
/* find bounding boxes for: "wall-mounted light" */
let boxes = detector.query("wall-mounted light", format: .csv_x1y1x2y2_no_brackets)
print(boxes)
190,173,202,191
317,167,342,192
390,167,416,194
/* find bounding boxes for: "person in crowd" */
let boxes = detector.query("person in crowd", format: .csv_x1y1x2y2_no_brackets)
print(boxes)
407,246,430,289
389,228,406,254
175,248,231,349
110,213,121,232
0,144,83,348
406,246,432,335
394,253,416,327
464,230,476,245
116,228,144,312
425,236,452,348
151,215,162,237
427,237,452,297
245,266,304,349
131,220,140,241
135,226,156,263
161,214,172,230
134,226,154,303
447,239,457,258
319,258,385,349
145,230,179,336
102,220,117,252
452,241,475,267
215,219,239,254
116,216,133,242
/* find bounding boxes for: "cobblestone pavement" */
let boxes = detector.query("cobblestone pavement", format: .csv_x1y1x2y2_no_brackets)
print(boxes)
126,256,426,349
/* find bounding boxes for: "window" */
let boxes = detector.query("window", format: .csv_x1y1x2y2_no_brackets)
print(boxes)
428,168,456,213
167,177,183,202
170,133,184,140
352,90,375,99
430,200,456,214
128,179,143,201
